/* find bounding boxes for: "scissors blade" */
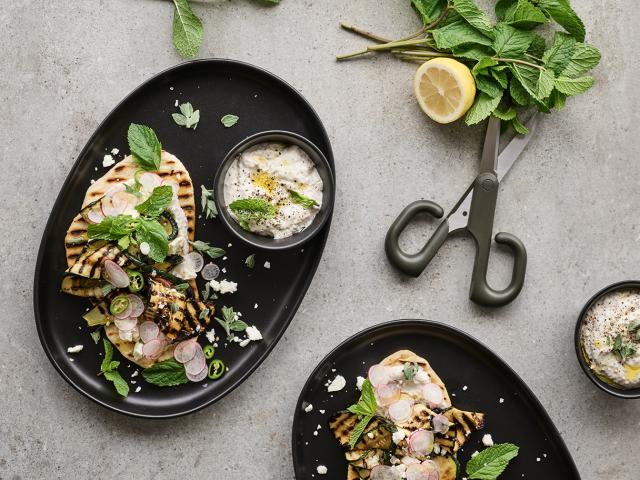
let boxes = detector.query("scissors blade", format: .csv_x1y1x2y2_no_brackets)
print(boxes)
496,113,539,181
445,183,474,232
480,116,501,174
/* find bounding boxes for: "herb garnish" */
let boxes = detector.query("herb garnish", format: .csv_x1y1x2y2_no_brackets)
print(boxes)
135,185,173,217
100,338,129,397
346,378,378,448
127,123,161,171
337,0,601,131
214,306,248,339
173,283,190,292
229,198,277,229
89,330,101,344
172,102,200,130
189,240,225,259
200,185,218,219
221,114,239,128
611,334,637,362
245,254,256,269
289,190,319,209
465,443,519,480
629,319,640,340
403,362,419,381
142,358,189,387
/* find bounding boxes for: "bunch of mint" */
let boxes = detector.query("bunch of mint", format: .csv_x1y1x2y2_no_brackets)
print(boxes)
339,0,601,132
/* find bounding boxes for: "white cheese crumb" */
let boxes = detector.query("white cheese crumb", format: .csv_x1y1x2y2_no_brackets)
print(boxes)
327,375,346,392
170,86,174,91
131,370,139,378
367,432,375,439
209,279,237,294
316,465,327,475
356,376,365,390
392,430,406,444
536,457,541,462
151,269,157,277
67,345,83,354
499,398,504,403
462,385,468,391
313,431,318,436
263,261,271,269
174,99,179,107
222,256,227,261
206,329,216,344
304,403,313,413
471,451,479,458
139,242,150,255
239,339,250,347
135,386,141,393
227,243,232,247
246,326,263,341
90,179,96,184
316,424,322,430
482,434,494,447
102,155,115,167
221,267,227,273
111,148,119,155
319,409,325,414
254,303,258,309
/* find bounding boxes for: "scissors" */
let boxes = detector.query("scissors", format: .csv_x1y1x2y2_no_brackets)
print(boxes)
385,114,539,307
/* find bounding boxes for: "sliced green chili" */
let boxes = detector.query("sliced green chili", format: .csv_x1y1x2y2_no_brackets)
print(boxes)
207,359,225,380
127,270,145,292
109,295,130,315
203,345,215,359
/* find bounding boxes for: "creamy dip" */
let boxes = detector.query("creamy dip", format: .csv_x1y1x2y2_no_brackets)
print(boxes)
223,142,323,239
581,289,640,388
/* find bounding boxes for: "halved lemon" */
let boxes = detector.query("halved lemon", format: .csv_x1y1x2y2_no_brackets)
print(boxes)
413,58,476,124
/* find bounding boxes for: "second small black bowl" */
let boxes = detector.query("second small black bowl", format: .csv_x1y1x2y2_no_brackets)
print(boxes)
575,280,640,399
213,131,335,250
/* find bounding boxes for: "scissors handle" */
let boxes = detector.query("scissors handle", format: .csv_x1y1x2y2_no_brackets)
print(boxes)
466,173,527,306
384,200,449,277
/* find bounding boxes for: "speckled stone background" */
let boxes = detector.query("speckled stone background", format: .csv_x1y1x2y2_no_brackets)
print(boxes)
1,0,639,479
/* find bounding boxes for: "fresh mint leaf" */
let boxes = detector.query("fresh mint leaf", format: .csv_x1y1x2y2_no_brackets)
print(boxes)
135,218,169,263
527,34,547,58
466,443,519,479
100,338,129,397
465,91,503,125
503,0,547,29
403,362,419,381
174,283,190,292
245,254,256,268
453,45,495,61
495,0,516,19
491,67,509,88
509,63,555,101
173,102,200,129
509,77,533,105
229,198,277,223
452,0,494,37
349,414,374,449
90,329,101,344
411,0,447,24
104,370,129,397
289,190,319,209
561,42,601,77
189,240,225,259
542,32,576,75
136,185,173,218
474,74,504,98
221,114,239,128
431,21,492,50
554,75,594,96
200,185,218,219
142,358,189,386
101,338,113,372
127,124,161,172
214,306,246,339
549,89,567,110
172,0,203,59
509,115,529,134
538,0,585,42
87,215,137,240
492,23,535,57
346,378,377,448
611,334,637,361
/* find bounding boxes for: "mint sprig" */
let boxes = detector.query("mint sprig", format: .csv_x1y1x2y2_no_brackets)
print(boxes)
136,185,173,217
466,443,519,480
201,185,218,219
100,338,129,397
128,123,161,171
142,358,189,387
172,102,200,130
289,190,319,209
229,198,277,227
214,306,247,339
346,378,377,448
189,240,225,259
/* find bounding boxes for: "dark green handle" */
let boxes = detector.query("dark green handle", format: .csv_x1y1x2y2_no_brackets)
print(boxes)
466,173,527,306
385,200,448,277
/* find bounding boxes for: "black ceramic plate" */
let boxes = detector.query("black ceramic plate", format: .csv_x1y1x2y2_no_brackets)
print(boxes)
34,59,334,418
292,320,580,479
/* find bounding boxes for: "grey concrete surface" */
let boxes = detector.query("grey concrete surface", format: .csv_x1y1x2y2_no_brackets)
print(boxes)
1,0,639,478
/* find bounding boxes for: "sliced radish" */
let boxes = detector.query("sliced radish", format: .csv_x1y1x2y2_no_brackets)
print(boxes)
377,383,401,406
105,183,126,197
431,413,450,434
139,321,160,343
138,172,162,192
103,260,130,288
186,364,208,382
114,317,137,331
127,294,145,317
406,463,439,480
401,457,421,466
173,339,197,364
87,209,104,224
101,197,122,217
186,252,204,273
388,398,413,423
370,465,402,480
111,191,136,210
423,383,444,407
184,352,206,375
143,338,164,358
368,364,389,387
113,301,133,320
408,429,434,457
421,460,438,473
201,263,219,281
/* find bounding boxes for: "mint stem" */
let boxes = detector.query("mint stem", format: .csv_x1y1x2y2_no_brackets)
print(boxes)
340,22,391,43
492,57,545,70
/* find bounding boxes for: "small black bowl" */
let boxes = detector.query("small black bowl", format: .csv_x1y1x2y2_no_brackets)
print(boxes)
213,130,335,250
575,280,640,399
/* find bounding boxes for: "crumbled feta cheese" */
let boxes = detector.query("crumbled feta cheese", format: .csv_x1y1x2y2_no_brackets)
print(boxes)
102,154,115,167
367,431,375,439
246,325,263,341
482,434,494,447
263,261,271,269
174,99,179,107
536,457,541,462
131,370,139,378
90,179,96,184
170,86,174,91
471,451,479,458
133,341,144,360
356,376,365,390
254,303,258,309
319,409,325,414
151,269,157,276
313,431,318,436
304,403,313,413
316,465,327,475
227,243,232,247
206,329,216,344
111,148,119,155
327,375,346,392
392,430,406,444
209,279,237,294
462,385,468,391
499,398,504,403
67,345,83,353
135,386,141,393
239,339,250,347
139,242,151,255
